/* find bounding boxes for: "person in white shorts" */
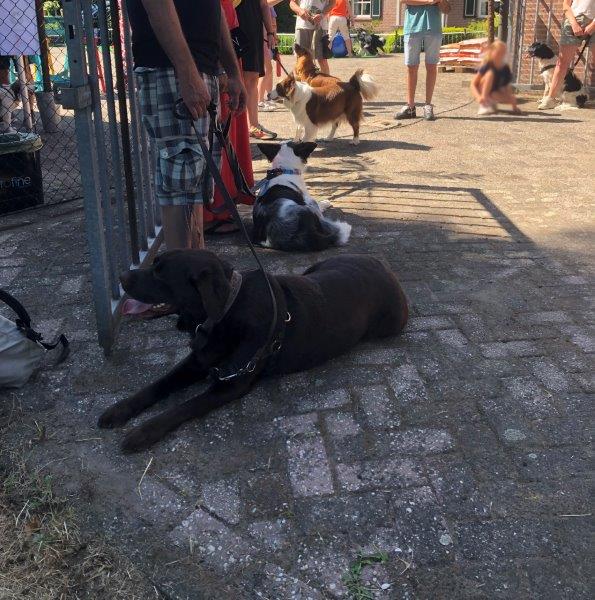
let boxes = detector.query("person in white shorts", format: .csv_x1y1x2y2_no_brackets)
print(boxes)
328,0,353,56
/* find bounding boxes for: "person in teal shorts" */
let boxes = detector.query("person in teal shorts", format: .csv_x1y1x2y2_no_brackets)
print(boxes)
395,0,449,121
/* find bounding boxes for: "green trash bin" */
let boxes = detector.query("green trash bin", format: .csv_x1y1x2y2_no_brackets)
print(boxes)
0,132,44,215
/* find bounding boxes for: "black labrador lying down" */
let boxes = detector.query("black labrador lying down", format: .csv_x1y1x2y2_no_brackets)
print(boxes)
99,250,408,452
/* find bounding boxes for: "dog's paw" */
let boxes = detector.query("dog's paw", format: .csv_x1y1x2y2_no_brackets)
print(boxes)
97,404,132,429
349,138,360,146
121,424,162,454
317,199,332,212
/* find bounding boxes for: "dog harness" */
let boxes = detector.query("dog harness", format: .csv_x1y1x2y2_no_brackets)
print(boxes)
257,183,306,207
252,168,302,196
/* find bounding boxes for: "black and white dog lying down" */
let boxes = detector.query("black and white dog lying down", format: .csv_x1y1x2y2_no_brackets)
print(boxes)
98,250,408,452
253,142,351,252
527,41,588,108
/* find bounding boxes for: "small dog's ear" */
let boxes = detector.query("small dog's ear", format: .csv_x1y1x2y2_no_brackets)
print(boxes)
257,143,282,162
290,142,317,162
294,44,306,56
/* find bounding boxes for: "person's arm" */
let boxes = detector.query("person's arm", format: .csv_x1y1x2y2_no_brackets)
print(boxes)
140,0,210,119
218,11,247,113
260,0,278,46
470,72,482,102
290,0,309,20
403,0,441,5
563,0,584,35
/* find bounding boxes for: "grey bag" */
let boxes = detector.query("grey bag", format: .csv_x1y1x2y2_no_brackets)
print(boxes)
0,290,69,388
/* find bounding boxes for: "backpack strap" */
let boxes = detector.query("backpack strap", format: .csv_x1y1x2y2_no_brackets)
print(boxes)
0,288,70,363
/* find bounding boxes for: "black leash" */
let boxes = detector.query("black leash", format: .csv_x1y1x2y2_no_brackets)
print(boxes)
174,100,282,381
271,47,291,77
570,36,591,72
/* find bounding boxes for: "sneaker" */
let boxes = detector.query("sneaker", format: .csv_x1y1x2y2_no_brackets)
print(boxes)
249,124,278,140
394,105,416,120
537,96,557,110
258,101,275,112
477,102,497,116
423,104,436,121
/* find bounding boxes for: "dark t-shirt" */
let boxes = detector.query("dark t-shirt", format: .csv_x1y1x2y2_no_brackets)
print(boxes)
478,62,512,92
127,0,221,75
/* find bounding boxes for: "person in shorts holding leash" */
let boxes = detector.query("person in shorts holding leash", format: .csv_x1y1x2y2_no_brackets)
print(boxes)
395,0,450,122
290,0,335,74
127,0,246,250
538,0,595,109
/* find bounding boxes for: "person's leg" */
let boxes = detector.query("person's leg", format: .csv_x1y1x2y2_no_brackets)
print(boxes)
406,65,419,106
422,33,441,117
243,70,260,128
395,34,421,118
339,18,353,55
258,42,273,104
161,204,204,250
546,44,577,100
313,27,330,74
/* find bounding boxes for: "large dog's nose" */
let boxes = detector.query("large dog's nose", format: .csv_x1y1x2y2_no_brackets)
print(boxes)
267,90,279,101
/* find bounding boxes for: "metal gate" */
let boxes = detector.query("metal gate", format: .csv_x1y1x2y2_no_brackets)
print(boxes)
62,0,161,352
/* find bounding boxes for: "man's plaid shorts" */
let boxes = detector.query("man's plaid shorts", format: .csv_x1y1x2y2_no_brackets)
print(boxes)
136,68,220,206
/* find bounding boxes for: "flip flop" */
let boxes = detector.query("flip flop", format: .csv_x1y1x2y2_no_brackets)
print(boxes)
121,299,175,318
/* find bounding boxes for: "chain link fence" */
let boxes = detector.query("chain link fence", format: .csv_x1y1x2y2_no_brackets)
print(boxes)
1,0,87,210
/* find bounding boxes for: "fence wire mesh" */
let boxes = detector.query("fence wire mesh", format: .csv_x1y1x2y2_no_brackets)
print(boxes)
0,0,136,210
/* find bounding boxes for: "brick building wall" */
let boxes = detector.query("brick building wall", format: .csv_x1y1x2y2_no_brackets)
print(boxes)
517,0,593,87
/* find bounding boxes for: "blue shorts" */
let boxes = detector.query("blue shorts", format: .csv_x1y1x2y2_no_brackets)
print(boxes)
404,32,442,66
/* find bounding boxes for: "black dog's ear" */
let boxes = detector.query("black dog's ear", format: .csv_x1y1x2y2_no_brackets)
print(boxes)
290,142,317,162
258,143,282,162
190,262,232,322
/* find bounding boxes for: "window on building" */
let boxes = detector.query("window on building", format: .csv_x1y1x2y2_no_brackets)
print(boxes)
464,0,489,18
352,0,382,18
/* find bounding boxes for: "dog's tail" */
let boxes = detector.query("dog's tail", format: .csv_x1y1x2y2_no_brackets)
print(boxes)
281,211,351,252
349,69,379,101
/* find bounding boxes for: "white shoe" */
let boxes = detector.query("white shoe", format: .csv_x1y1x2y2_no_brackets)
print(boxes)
477,102,496,116
537,96,557,110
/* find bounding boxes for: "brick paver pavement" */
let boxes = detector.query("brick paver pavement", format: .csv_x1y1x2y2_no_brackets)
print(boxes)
1,55,593,598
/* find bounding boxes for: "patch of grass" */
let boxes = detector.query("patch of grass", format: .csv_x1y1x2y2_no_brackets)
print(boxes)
0,446,157,599
342,550,389,600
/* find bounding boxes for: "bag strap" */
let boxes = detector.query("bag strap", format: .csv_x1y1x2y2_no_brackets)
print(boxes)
0,288,70,363
0,289,32,328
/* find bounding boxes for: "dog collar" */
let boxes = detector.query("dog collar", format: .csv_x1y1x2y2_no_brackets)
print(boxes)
194,270,243,344
266,168,302,179
540,64,555,73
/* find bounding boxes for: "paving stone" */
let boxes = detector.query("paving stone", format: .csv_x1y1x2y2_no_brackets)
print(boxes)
479,340,541,358
200,477,241,525
296,388,351,412
354,385,401,429
407,316,456,331
323,412,361,437
373,428,456,456
169,508,256,571
247,519,292,552
274,412,319,436
336,457,425,492
514,448,590,482
526,357,572,393
501,376,559,419
518,311,572,324
286,436,334,497
387,363,429,406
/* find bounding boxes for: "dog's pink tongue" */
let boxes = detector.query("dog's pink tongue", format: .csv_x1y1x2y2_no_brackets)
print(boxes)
121,298,154,316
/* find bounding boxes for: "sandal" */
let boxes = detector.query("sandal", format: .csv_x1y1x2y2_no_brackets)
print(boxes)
250,124,277,140
204,219,241,235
